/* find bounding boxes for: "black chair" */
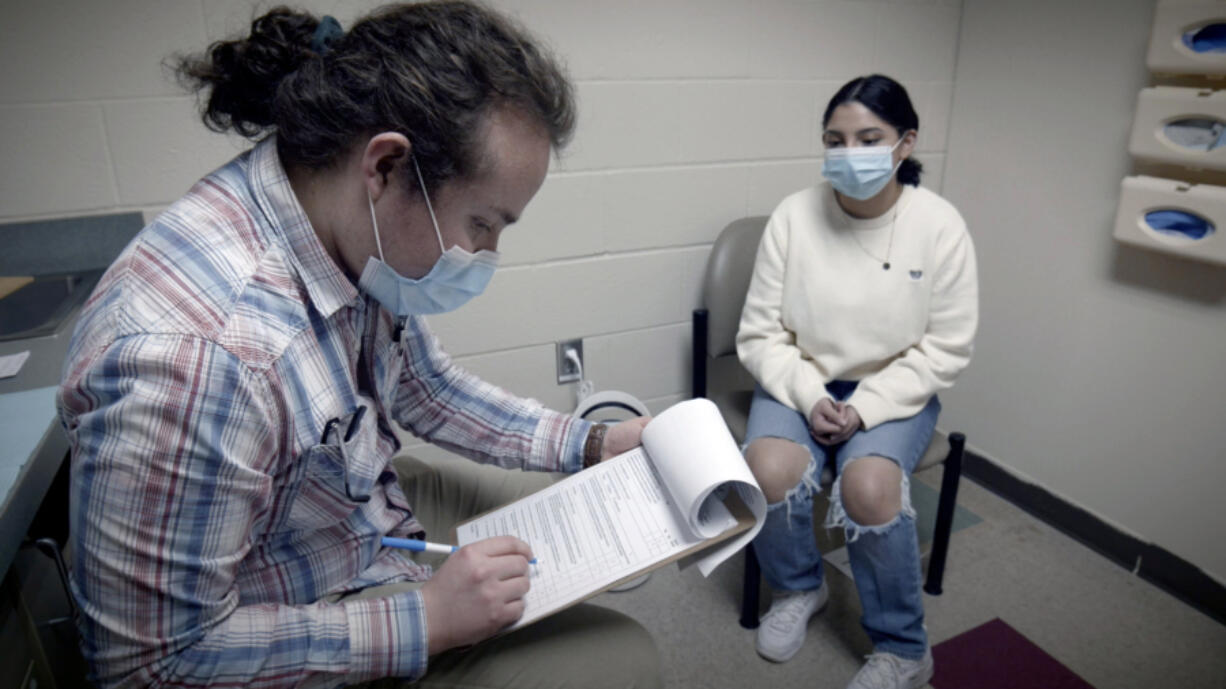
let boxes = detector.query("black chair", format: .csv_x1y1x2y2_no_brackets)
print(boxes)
690,217,967,629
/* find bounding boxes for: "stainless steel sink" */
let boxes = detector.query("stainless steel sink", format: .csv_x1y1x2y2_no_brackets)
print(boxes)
0,270,103,341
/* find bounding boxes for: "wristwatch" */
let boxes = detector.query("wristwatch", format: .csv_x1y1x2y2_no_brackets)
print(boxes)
582,423,608,469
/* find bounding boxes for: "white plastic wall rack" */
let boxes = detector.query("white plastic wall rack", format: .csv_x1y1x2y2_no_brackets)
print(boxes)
1113,175,1226,266
1129,86,1226,170
1147,2,1226,76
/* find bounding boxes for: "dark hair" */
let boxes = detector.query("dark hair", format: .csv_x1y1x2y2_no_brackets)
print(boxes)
174,1,575,196
822,74,922,186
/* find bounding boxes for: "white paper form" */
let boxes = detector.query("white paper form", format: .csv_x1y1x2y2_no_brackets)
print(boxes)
0,351,30,380
640,398,767,575
455,398,766,629
456,445,730,629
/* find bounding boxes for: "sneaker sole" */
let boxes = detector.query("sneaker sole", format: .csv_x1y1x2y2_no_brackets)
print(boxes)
756,639,804,663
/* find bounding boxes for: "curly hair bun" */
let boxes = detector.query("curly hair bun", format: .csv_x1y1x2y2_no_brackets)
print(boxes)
175,7,322,138
173,1,575,195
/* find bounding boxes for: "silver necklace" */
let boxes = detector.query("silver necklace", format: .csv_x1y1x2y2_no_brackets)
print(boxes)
849,202,897,270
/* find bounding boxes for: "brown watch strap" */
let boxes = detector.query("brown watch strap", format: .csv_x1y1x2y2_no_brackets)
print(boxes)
582,423,608,468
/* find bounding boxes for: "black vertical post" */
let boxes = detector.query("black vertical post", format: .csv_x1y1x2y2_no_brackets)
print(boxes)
924,432,965,595
740,544,761,629
692,309,709,399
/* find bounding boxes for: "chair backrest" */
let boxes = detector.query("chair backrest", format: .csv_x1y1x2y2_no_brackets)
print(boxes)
700,216,768,359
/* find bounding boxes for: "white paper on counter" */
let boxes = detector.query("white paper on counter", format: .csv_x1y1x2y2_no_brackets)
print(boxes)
0,351,30,379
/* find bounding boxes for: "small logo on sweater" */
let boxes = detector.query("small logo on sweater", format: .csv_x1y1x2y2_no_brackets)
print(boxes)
909,269,923,280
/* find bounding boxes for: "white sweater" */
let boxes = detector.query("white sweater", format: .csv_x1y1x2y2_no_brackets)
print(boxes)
736,182,978,430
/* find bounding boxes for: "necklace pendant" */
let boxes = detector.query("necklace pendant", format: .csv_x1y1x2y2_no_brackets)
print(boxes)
883,262,890,270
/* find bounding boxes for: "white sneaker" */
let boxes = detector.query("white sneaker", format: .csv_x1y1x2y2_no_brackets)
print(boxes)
754,582,829,662
846,647,934,689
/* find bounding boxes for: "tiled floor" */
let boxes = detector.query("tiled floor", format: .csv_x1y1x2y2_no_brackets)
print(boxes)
588,464,1226,689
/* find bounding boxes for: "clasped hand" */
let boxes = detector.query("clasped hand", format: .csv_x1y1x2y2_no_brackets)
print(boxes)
809,397,861,446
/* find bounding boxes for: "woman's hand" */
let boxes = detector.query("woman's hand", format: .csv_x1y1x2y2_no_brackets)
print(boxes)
827,402,862,445
809,398,843,445
810,399,862,445
601,417,652,461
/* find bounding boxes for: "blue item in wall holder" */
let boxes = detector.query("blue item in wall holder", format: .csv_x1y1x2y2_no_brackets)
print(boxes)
1144,209,1215,240
1162,117,1226,152
1182,23,1226,53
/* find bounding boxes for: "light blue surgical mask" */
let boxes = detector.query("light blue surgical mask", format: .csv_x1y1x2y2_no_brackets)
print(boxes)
358,157,500,316
821,136,907,200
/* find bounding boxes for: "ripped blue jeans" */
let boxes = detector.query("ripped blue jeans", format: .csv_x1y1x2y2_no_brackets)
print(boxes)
745,382,940,660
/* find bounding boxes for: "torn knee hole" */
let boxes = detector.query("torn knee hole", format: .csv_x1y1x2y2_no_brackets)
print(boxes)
765,462,821,515
823,472,917,541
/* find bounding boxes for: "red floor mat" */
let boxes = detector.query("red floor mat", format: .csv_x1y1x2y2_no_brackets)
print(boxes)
932,618,1096,689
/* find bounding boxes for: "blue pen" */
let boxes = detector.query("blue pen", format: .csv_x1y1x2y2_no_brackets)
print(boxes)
381,536,537,564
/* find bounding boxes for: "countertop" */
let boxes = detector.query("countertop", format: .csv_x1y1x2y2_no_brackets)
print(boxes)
0,323,75,577
0,212,143,578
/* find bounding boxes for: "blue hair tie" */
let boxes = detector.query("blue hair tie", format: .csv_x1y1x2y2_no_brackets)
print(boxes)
311,15,344,55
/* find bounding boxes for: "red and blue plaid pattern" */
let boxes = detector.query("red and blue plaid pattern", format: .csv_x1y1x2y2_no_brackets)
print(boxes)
57,139,587,688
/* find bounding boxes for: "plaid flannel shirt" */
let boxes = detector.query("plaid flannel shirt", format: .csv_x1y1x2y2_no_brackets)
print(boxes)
57,138,588,688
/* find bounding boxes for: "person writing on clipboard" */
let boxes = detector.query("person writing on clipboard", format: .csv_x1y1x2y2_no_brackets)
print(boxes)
56,3,658,688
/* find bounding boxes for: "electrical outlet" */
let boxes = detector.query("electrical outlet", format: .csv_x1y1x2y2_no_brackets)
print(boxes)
556,339,583,384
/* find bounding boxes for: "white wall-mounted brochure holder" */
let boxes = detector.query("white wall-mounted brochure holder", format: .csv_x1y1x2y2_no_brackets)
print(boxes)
1130,86,1226,169
1148,2,1226,75
1113,175,1226,266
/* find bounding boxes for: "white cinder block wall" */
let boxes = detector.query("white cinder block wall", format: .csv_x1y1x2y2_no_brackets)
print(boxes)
0,0,961,454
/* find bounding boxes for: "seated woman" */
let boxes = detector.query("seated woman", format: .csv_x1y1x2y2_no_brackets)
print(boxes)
736,74,979,689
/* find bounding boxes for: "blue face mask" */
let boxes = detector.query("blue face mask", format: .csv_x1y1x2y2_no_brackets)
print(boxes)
358,157,500,316
821,137,906,201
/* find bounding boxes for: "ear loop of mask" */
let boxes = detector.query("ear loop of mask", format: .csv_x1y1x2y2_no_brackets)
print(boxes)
887,131,915,176
367,155,447,263
891,130,915,159
367,190,385,262
411,156,446,255
891,132,908,158
887,136,906,174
